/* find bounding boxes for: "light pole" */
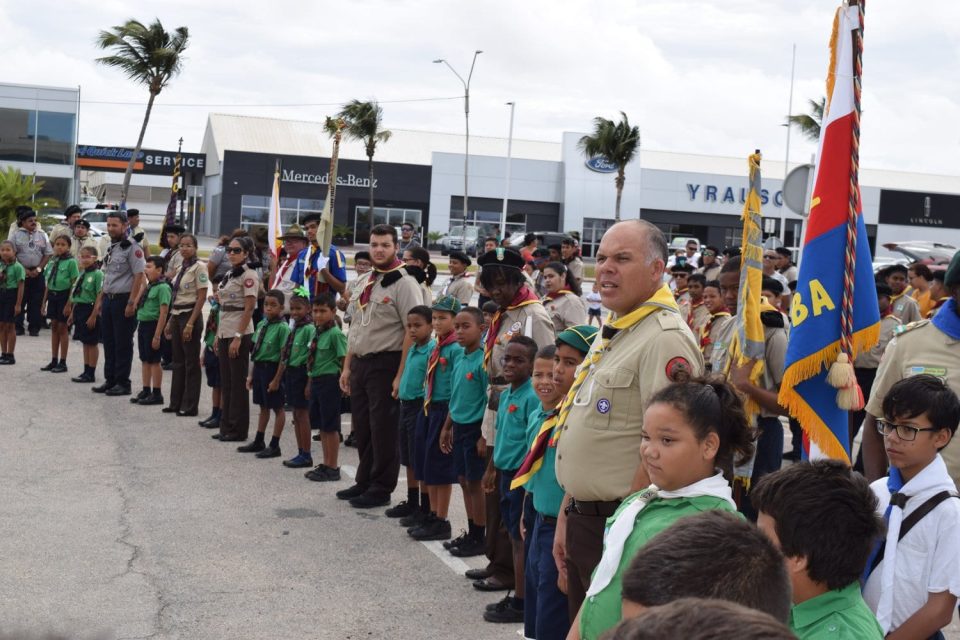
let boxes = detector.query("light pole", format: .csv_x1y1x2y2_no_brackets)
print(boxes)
500,101,515,241
781,43,796,247
434,50,482,231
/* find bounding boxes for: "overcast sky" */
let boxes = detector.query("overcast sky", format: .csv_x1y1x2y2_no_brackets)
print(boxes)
3,0,958,175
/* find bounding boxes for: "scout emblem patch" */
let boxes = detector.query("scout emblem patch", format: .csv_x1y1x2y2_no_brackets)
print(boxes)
135,249,143,259
596,398,611,414
244,278,255,288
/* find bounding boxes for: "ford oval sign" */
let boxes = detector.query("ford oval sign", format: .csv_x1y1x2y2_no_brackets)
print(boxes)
585,157,618,173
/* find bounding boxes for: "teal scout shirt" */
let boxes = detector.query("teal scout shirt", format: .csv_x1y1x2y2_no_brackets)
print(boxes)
0,261,25,289
44,255,79,292
525,406,565,518
399,339,434,401
251,319,290,363
308,324,348,377
492,379,540,471
789,582,883,640
449,346,488,424
70,268,103,305
285,323,316,368
136,281,172,322
428,339,463,403
204,304,219,349
579,494,738,640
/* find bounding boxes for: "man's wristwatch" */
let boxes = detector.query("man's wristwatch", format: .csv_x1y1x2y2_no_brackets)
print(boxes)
234,332,242,339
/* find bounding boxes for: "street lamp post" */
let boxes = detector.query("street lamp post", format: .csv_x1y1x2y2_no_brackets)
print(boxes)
434,50,482,230
500,101,515,241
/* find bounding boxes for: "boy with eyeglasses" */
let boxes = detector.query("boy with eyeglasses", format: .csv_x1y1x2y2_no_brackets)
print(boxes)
863,375,960,639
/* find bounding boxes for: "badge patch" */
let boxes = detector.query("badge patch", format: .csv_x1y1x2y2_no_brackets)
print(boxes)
665,356,692,382
86,276,93,283
244,278,255,288
596,398,611,414
135,250,143,259
909,365,947,377
509,321,522,334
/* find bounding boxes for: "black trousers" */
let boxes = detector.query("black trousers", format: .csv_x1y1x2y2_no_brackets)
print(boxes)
101,293,138,389
218,335,252,439
16,274,45,333
168,313,202,413
350,351,401,496
565,510,608,621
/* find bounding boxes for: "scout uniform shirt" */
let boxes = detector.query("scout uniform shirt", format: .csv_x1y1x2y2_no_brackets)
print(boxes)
398,339,435,402
136,280,172,322
72,232,100,253
308,324,348,377
555,308,704,502
701,312,732,367
544,292,588,336
853,313,901,369
251,318,289,363
70,267,103,305
449,347,488,424
11,226,52,269
102,239,146,295
283,321,316,368
492,378,540,472
486,297,554,383
427,337,462,403
525,406,566,518
169,259,209,317
43,255,79,293
215,267,259,338
564,257,584,286
688,300,711,337
699,263,721,281
347,268,422,357
890,292,921,325
865,319,960,485
710,320,787,418
164,248,183,280
789,583,883,640
0,261,25,290
441,272,474,306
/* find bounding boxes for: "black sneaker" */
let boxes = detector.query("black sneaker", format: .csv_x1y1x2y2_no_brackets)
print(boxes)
450,535,486,558
305,464,341,482
40,360,57,371
384,500,417,519
485,595,513,613
399,510,428,528
344,432,356,447
138,391,164,406
0,355,14,365
255,445,282,459
410,517,452,541
482,597,524,623
50,362,68,373
71,372,94,382
130,389,150,404
237,440,266,453
335,484,367,500
443,530,470,550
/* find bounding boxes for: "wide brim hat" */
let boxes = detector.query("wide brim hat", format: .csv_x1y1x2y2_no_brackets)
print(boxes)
477,247,525,271
280,223,308,241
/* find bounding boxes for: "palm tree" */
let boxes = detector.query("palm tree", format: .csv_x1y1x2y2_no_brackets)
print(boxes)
578,112,641,222
95,18,190,203
786,97,826,141
0,167,44,229
327,100,392,233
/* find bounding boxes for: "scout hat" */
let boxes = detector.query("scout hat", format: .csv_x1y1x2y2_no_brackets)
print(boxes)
556,325,599,356
280,223,308,241
431,294,462,315
946,250,960,287
164,223,186,235
448,250,472,267
75,219,92,230
16,206,36,223
477,247,525,272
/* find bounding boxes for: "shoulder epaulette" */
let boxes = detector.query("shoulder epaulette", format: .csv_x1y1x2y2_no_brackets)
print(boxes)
894,319,930,336
119,239,132,249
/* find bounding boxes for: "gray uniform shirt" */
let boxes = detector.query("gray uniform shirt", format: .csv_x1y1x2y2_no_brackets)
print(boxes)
12,227,53,268
102,240,146,294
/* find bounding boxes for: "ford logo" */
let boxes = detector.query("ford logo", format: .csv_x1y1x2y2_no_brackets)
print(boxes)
585,157,618,173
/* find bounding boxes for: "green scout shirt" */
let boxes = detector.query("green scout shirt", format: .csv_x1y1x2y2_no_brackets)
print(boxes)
492,379,540,471
285,323,316,368
449,346,488,424
136,281,172,322
789,583,883,640
44,256,79,292
525,407,565,518
204,305,219,349
70,268,103,305
428,340,463,403
251,319,290,364
0,261,25,289
579,495,738,640
399,339,434,401
308,324,348,377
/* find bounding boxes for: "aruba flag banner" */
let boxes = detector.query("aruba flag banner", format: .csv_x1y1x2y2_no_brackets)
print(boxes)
778,3,879,462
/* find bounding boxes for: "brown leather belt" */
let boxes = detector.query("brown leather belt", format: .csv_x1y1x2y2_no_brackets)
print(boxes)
569,498,622,518
220,305,245,312
173,303,196,310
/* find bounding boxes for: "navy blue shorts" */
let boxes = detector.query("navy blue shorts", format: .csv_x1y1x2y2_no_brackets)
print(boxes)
203,346,220,388
45,289,69,322
422,402,457,485
252,361,284,409
588,307,602,317
71,302,100,345
0,288,18,323
452,420,485,482
499,468,525,542
137,320,161,363
284,366,309,409
309,374,341,433
397,399,422,467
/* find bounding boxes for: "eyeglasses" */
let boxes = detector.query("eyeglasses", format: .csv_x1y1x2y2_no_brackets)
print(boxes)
876,420,940,442
763,255,777,260
226,247,244,254
702,251,716,257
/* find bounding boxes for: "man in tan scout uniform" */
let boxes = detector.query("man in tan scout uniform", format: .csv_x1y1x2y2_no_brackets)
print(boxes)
441,250,475,307
339,224,422,509
553,220,703,618
862,250,960,486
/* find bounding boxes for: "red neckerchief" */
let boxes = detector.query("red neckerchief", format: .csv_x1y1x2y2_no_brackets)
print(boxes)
687,299,704,328
358,259,403,308
424,331,458,413
700,309,731,350
545,289,574,301
674,287,689,299
272,255,298,289
483,285,540,371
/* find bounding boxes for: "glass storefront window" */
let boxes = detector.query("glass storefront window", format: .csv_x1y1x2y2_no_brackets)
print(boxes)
34,111,75,165
354,206,423,244
239,195,324,232
0,107,38,162
581,217,614,258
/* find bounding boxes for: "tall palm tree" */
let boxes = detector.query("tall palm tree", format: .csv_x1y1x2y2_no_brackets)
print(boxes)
95,18,190,203
578,112,641,222
786,97,826,142
327,100,392,233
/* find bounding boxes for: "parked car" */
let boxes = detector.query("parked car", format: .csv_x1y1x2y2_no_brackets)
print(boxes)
81,208,117,233
78,194,100,211
506,231,575,252
439,225,480,257
881,242,955,271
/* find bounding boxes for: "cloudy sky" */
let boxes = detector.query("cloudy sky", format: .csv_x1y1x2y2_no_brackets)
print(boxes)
3,0,958,174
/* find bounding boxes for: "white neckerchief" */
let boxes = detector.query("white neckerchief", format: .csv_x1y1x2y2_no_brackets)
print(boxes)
586,472,734,597
876,455,956,633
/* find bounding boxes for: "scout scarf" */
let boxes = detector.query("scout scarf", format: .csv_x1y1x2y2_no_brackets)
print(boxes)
271,255,297,289
171,257,197,301
545,289,574,301
138,277,166,310
71,265,98,299
510,405,560,489
306,321,335,371
482,285,541,371
586,472,735,597
700,310,731,351
931,298,960,340
357,259,404,309
281,317,311,364
46,255,63,288
551,285,680,446
0,260,11,287
687,299,704,328
424,330,458,414
252,317,282,360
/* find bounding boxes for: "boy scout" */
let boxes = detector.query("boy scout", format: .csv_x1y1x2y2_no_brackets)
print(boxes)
338,224,422,509
553,220,703,618
49,205,82,243
862,250,960,485
164,233,208,416
11,207,52,336
883,264,921,325
441,251,475,306
72,219,100,254
92,211,146,397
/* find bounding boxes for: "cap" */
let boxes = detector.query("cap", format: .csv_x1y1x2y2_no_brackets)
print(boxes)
126,208,140,217
431,294,462,314
75,219,91,229
280,223,307,241
671,263,694,274
477,247,525,271
945,250,960,287
64,204,83,218
16,206,36,223
448,250,472,267
164,223,186,235
301,213,321,225
556,325,599,356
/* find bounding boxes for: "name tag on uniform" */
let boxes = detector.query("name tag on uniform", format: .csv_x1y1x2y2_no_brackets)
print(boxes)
909,365,947,377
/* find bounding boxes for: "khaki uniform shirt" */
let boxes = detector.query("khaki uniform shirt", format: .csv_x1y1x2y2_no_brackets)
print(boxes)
891,293,921,325
72,233,100,254
865,319,960,484
164,249,183,279
676,291,692,322
216,267,259,337
555,308,704,501
441,273,474,306
854,315,901,369
170,260,209,315
699,264,721,282
420,281,433,306
710,319,787,418
689,301,711,337
102,240,146,294
49,223,72,244
565,257,584,286
348,270,422,357
544,293,588,336
702,313,732,367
